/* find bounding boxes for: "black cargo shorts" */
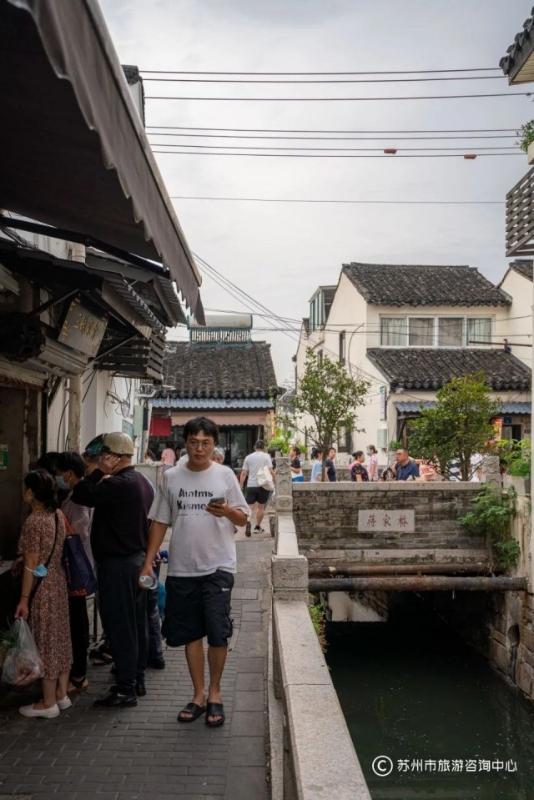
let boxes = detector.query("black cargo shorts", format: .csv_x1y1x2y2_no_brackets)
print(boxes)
162,569,234,647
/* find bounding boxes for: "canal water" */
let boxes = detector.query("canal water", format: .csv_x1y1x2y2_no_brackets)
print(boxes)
327,595,534,800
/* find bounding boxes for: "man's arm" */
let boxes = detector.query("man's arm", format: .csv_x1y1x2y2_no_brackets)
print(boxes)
140,521,168,577
71,464,109,508
239,467,248,488
207,503,248,527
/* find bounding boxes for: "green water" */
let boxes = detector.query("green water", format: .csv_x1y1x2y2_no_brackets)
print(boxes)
326,597,534,800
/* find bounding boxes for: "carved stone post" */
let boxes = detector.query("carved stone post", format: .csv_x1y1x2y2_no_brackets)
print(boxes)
275,456,293,513
481,455,502,488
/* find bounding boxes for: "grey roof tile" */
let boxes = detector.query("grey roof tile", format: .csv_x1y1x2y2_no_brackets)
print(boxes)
161,341,279,399
342,262,510,307
367,348,531,391
510,260,533,280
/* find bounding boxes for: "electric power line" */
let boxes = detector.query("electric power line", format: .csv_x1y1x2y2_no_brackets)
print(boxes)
154,149,522,158
146,125,518,133
151,141,520,152
148,131,518,141
140,67,501,76
146,91,531,102
142,75,505,84
170,195,504,205
204,308,532,326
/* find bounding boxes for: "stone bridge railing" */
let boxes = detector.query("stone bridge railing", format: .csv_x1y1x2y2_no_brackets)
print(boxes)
270,510,372,800
292,481,491,572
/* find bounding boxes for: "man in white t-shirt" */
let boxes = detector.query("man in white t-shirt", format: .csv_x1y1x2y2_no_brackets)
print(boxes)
239,440,273,536
141,416,248,728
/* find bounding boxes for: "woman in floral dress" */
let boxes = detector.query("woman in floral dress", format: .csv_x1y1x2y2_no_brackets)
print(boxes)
15,470,72,718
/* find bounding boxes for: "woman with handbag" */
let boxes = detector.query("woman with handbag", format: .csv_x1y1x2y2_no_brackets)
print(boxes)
15,470,72,718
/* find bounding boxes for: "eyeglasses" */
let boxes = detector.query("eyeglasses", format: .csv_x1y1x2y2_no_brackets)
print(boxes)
188,439,213,450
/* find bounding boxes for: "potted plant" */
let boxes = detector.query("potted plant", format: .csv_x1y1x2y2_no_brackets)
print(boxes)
518,121,534,164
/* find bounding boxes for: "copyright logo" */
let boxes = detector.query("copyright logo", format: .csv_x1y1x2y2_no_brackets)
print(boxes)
372,755,393,777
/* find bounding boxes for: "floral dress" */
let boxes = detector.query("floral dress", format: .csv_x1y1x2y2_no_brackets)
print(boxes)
19,511,72,680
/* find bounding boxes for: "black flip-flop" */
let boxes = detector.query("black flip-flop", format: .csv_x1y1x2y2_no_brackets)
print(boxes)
205,701,225,727
177,702,206,723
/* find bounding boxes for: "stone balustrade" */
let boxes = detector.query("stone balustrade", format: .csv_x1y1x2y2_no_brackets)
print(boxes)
270,493,372,800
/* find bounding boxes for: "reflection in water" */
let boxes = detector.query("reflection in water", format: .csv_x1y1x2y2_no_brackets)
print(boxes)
326,595,534,800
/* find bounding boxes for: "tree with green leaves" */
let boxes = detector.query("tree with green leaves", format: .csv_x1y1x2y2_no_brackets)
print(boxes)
292,349,369,476
409,372,499,481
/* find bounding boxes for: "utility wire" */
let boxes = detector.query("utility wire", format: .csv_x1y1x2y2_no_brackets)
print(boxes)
151,141,520,152
146,125,518,133
142,75,505,84
154,150,522,158
141,67,501,75
146,91,531,102
148,131,518,141
170,195,504,205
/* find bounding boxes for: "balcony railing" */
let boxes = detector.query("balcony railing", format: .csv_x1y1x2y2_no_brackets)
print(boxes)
506,167,534,256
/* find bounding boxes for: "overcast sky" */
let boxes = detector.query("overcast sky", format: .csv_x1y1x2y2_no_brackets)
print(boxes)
100,0,534,384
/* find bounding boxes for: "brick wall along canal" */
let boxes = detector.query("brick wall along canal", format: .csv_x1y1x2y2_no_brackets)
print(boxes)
326,594,534,800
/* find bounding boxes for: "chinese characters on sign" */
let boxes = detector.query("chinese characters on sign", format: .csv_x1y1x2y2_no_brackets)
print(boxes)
58,298,107,357
372,755,518,778
358,509,415,533
396,758,518,774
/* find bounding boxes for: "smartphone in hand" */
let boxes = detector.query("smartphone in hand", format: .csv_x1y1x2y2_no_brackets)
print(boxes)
208,496,225,506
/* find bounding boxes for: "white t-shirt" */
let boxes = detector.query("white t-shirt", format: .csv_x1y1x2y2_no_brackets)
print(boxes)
149,461,249,577
242,451,273,488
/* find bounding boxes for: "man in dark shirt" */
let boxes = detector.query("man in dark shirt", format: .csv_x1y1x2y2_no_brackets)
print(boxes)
72,432,154,707
394,448,420,481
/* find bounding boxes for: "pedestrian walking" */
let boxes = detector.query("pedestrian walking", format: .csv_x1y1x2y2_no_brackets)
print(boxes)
212,446,225,464
141,416,248,727
393,448,420,481
365,445,379,481
15,470,72,718
72,432,153,707
56,451,93,692
325,447,337,482
160,442,176,469
350,451,369,482
240,439,274,535
310,448,323,482
289,446,304,482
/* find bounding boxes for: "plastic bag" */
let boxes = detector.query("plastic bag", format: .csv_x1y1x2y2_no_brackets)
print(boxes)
1,619,44,687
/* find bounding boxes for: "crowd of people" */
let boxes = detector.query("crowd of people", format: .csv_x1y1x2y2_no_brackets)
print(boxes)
305,445,424,482
13,418,250,726
12,426,484,720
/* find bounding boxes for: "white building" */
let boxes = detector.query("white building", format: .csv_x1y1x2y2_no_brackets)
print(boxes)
295,262,532,463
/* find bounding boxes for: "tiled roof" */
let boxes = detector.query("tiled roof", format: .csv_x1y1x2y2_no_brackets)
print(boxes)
150,397,273,409
161,341,279,399
342,263,510,307
510,260,533,280
500,12,534,80
367,348,531,391
395,400,531,414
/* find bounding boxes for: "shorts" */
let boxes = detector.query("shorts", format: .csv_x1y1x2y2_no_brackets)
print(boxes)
246,485,270,505
162,570,234,647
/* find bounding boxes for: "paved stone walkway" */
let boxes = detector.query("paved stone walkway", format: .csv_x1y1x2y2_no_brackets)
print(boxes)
0,536,272,800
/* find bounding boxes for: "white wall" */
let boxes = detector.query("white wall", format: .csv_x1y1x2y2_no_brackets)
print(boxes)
47,371,137,458
499,269,532,367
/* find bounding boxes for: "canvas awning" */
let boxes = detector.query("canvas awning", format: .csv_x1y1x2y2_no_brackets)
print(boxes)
0,0,203,321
